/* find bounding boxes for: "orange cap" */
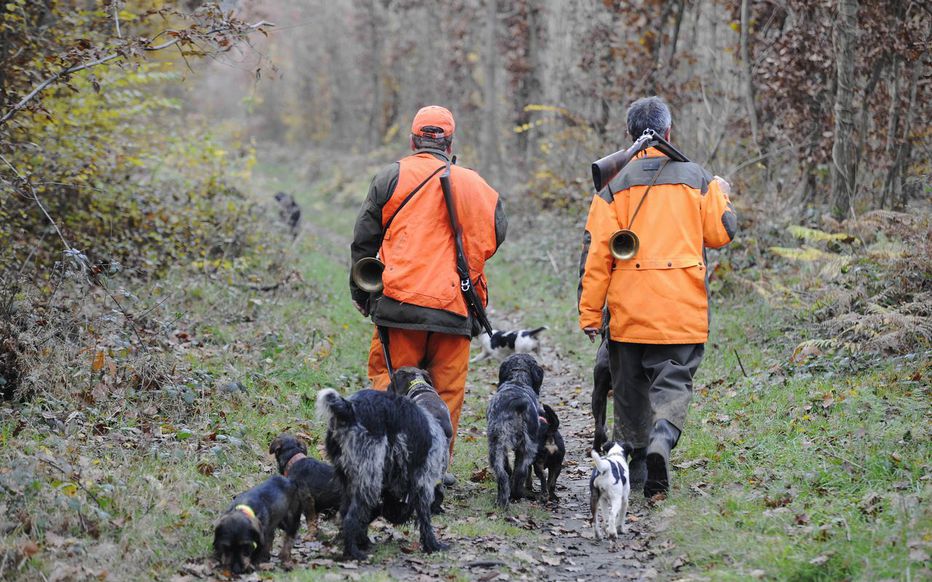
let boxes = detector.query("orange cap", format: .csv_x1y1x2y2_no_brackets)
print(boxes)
411,106,455,138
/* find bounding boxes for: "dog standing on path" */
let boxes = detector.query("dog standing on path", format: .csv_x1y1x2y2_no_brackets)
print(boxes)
487,354,546,508
589,442,631,541
316,388,448,559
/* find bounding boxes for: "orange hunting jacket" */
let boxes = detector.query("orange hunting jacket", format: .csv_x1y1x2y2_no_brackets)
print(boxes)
578,148,737,344
351,149,506,336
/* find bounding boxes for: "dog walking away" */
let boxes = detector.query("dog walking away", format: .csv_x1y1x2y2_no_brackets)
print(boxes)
389,367,453,512
316,388,448,560
472,326,547,362
526,403,565,503
487,353,546,508
589,442,631,541
269,434,342,537
213,475,302,574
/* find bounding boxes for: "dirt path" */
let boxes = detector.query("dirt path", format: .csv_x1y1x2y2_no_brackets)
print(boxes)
177,207,665,581
264,342,665,582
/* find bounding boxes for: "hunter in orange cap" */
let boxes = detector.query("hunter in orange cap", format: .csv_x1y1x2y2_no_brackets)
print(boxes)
579,96,737,497
411,105,455,139
351,105,507,485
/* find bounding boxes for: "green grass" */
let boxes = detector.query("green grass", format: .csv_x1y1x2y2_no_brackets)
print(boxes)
5,156,928,581
662,299,931,580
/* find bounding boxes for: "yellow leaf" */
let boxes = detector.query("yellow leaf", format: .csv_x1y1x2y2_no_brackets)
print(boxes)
91,351,105,372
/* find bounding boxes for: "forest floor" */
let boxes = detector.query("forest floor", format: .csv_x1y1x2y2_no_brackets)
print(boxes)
2,153,929,581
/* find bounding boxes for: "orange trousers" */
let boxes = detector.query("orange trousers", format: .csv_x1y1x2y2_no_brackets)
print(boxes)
367,327,470,454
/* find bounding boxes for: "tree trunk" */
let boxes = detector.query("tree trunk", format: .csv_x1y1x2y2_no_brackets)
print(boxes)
740,0,761,156
830,0,858,219
481,0,501,182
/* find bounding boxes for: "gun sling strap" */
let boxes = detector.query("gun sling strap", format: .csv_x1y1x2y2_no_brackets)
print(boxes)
439,161,494,338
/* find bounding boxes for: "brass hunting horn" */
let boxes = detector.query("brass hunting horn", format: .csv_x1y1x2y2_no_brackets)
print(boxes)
351,256,385,293
590,129,691,261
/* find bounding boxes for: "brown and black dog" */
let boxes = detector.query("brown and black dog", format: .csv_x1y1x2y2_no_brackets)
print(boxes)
213,475,302,574
269,434,342,538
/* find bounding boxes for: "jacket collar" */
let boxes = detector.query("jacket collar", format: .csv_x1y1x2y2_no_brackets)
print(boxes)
412,147,450,162
636,146,667,159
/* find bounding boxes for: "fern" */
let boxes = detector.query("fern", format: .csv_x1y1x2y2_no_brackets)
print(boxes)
788,225,857,244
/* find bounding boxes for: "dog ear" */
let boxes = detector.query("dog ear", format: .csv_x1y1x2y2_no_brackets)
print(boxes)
421,368,434,387
620,442,633,458
269,435,284,455
250,521,264,555
531,361,545,393
543,404,559,430
600,440,615,455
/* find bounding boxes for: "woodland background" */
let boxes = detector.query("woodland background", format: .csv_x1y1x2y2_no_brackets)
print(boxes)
0,1,929,580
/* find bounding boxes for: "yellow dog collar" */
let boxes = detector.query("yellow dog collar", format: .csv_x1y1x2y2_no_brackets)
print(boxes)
235,504,256,520
408,378,430,390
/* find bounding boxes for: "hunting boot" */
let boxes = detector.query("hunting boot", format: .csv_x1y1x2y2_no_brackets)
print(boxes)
644,419,680,497
628,447,647,490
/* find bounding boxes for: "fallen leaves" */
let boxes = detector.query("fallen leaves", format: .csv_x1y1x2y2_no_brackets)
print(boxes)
470,466,491,483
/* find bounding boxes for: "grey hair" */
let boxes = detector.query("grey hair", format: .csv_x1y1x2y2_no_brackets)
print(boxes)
626,96,672,139
412,134,452,151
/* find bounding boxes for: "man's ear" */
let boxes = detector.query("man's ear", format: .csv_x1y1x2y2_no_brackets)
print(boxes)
665,127,671,141
410,135,416,151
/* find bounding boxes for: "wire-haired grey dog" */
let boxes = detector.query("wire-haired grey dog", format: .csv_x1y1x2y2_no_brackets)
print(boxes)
316,388,448,560
389,367,452,513
486,353,546,508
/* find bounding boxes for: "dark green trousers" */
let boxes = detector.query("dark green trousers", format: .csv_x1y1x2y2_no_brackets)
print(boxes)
609,341,704,448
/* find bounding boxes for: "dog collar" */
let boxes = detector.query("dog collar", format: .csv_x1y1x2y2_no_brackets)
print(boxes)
407,378,430,390
283,453,307,477
407,378,434,399
235,504,256,520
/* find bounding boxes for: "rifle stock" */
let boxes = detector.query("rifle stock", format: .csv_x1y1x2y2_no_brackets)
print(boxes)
591,129,691,192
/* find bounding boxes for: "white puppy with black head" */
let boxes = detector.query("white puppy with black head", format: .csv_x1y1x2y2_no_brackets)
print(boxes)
472,326,547,362
589,442,631,541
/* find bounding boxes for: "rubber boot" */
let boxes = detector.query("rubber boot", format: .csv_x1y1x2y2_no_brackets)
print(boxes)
628,447,647,490
644,419,680,497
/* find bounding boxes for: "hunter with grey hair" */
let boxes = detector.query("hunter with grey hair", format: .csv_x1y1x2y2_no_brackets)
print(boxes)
578,96,737,497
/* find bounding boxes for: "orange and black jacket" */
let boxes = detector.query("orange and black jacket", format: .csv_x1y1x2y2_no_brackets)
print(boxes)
578,147,737,344
351,148,507,336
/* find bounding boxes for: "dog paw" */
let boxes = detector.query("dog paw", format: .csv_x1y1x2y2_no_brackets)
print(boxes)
423,541,450,553
344,549,368,561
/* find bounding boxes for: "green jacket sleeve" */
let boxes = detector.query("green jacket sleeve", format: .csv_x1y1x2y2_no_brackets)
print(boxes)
350,162,399,306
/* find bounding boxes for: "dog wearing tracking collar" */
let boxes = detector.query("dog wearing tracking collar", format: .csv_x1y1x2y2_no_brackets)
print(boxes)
389,367,452,513
213,475,303,573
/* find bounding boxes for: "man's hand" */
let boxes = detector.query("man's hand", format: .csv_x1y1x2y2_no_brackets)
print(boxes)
583,327,600,343
712,175,732,196
353,299,370,317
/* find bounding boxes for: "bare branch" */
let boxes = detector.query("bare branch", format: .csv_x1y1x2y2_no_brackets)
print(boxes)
0,153,71,252
0,20,274,128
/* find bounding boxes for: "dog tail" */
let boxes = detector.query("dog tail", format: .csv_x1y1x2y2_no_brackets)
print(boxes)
526,326,548,337
591,449,611,473
315,388,354,424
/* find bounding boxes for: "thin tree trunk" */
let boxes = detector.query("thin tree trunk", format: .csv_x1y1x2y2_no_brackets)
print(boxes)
852,56,886,205
894,62,921,209
363,0,386,145
668,0,686,68
830,0,858,219
740,0,761,156
482,0,500,182
879,58,901,209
